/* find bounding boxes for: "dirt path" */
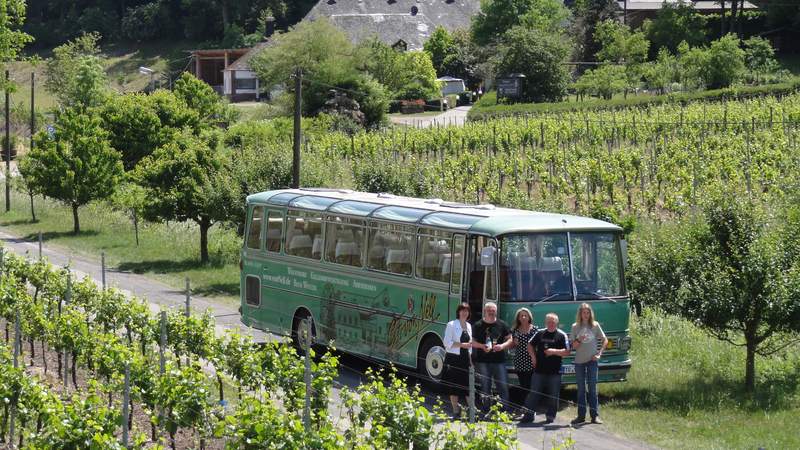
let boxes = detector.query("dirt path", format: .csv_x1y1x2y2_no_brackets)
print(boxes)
0,228,652,450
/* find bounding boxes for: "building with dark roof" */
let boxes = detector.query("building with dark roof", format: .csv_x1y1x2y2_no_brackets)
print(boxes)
304,0,481,51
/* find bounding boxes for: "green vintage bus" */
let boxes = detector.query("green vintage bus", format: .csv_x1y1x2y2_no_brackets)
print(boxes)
240,188,631,384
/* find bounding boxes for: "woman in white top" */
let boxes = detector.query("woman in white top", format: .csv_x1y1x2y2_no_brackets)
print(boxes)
570,302,608,425
442,302,472,418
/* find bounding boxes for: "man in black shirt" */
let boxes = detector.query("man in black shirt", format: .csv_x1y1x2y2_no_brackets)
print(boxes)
519,312,570,424
471,302,512,412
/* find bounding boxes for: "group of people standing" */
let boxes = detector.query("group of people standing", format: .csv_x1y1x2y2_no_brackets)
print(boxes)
441,301,607,425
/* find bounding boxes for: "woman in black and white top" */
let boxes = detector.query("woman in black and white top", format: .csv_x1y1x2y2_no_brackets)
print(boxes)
509,307,537,409
442,302,472,418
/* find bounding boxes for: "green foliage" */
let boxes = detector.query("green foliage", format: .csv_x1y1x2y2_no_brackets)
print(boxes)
705,34,746,89
424,26,456,76
133,131,238,262
121,1,168,42
0,0,33,67
642,48,679,95
44,33,107,109
743,36,778,83
173,72,233,125
360,40,440,100
642,1,707,57
250,18,389,128
472,0,569,45
628,195,800,390
495,26,570,103
155,363,215,443
574,64,627,100
19,108,124,233
440,405,518,450
571,0,620,64
100,93,167,170
594,20,649,65
342,367,435,449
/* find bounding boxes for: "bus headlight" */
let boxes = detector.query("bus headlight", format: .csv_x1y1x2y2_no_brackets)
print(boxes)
619,336,632,352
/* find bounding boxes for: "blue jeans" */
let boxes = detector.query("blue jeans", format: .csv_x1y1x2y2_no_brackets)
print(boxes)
524,372,561,419
575,360,599,418
475,362,510,410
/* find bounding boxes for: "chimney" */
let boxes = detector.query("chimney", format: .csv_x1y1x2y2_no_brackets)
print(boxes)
265,16,275,39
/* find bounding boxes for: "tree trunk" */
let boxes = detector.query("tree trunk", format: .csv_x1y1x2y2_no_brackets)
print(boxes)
199,217,211,264
745,339,756,392
71,203,80,234
29,191,36,222
133,211,140,247
729,0,738,34
737,0,744,38
221,0,230,29
720,1,726,38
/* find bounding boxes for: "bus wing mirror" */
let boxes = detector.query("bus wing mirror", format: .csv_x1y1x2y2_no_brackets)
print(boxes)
480,246,496,266
620,238,628,267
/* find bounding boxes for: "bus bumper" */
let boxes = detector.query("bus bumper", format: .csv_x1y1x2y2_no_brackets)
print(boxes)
509,359,631,385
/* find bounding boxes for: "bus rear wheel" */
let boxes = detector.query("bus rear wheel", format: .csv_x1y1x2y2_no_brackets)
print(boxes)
417,336,446,387
292,310,316,356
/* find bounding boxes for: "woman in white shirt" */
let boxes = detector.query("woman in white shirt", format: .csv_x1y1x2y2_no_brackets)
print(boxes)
442,302,472,418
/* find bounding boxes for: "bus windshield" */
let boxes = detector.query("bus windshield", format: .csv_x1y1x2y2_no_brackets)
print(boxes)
499,232,625,302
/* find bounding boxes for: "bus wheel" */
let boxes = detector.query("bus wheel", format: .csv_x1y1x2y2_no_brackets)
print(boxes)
292,310,316,356
418,336,446,386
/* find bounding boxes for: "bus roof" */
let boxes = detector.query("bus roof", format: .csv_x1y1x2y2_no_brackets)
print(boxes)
247,189,621,235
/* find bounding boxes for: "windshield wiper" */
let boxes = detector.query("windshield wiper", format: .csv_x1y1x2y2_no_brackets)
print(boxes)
577,291,617,303
533,292,572,304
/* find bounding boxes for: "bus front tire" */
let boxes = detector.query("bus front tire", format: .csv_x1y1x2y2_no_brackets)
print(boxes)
417,336,446,387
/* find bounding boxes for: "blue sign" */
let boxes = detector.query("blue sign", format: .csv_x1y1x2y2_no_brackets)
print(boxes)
45,125,55,138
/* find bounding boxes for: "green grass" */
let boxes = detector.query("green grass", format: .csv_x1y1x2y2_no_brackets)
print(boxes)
0,190,241,303
561,310,800,449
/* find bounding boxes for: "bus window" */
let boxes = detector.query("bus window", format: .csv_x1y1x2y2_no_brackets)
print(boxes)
368,222,414,276
265,210,283,253
285,210,323,260
450,234,465,295
246,206,265,250
325,216,365,267
416,228,452,283
569,232,624,298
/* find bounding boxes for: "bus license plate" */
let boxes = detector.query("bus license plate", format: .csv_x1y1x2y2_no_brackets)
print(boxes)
562,364,575,375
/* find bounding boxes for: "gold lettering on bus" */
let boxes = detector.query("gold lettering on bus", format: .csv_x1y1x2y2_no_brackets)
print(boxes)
387,293,440,351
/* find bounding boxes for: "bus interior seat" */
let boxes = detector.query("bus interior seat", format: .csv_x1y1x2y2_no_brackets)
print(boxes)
336,241,361,266
368,245,386,270
289,234,313,258
420,253,441,280
312,236,323,259
440,254,452,276
386,249,411,275
266,228,281,252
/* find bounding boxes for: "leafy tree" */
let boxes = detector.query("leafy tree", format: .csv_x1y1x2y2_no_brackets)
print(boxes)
19,108,124,234
121,2,168,42
360,40,440,100
705,33,746,89
424,26,456,76
495,25,571,103
743,36,778,83
132,131,237,263
643,47,678,94
594,20,649,97
172,72,234,125
628,196,800,391
146,89,202,133
250,18,389,127
44,33,108,109
574,64,627,99
472,0,569,45
110,182,148,246
0,0,33,69
99,93,166,170
572,0,620,66
642,1,707,57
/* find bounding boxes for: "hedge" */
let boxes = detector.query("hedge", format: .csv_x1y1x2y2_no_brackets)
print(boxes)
468,78,800,119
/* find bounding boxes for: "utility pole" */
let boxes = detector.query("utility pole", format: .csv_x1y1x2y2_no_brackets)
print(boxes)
30,73,35,153
292,68,302,189
5,70,10,212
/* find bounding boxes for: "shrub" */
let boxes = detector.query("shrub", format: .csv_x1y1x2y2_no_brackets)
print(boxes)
121,2,167,42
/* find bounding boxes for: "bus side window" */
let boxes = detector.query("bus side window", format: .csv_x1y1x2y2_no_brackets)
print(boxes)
325,215,365,267
246,206,265,250
369,222,414,276
265,210,283,253
285,210,323,260
416,228,451,283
